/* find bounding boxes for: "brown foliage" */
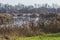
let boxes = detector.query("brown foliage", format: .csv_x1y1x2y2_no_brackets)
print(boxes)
0,13,60,37
0,14,13,25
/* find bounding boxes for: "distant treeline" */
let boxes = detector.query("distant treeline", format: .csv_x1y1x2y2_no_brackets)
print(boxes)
0,3,60,13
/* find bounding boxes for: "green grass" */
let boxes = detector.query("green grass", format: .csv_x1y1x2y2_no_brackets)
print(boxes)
15,33,60,40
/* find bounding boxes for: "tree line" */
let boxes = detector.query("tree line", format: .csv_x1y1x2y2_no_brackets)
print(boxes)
0,3,60,13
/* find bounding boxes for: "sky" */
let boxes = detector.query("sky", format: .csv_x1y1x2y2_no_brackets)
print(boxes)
0,0,60,6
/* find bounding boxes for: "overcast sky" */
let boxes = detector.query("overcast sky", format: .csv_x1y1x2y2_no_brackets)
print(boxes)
0,0,60,5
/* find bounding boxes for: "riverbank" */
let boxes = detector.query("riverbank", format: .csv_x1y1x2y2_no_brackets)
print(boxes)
15,33,60,40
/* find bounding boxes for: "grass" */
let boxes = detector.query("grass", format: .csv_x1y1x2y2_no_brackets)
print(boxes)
15,33,60,40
